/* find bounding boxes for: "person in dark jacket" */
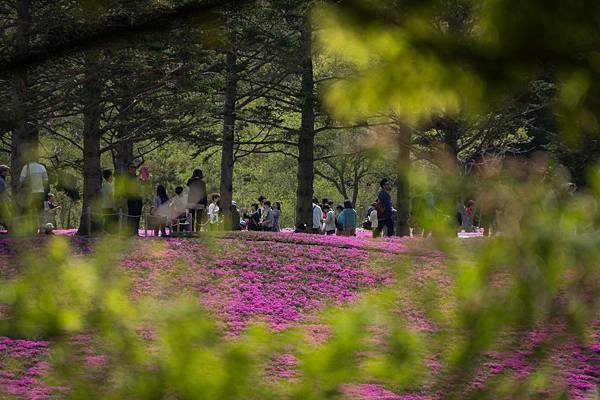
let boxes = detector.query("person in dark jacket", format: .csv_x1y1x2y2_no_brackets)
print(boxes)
231,201,241,231
0,165,11,230
373,178,394,237
247,203,261,231
187,169,207,231
124,162,143,236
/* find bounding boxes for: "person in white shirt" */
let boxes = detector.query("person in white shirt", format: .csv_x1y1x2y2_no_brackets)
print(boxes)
207,193,221,226
312,197,323,234
19,158,48,231
19,159,48,205
257,195,266,217
170,186,189,232
369,202,379,238
323,204,336,235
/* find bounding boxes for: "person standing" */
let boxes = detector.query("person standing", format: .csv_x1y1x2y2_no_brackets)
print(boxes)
207,193,221,227
0,165,11,230
125,162,143,236
463,199,476,233
369,202,379,238
337,200,358,236
19,157,48,232
101,169,117,233
257,195,266,217
272,202,282,232
151,185,170,237
248,204,261,231
187,169,207,231
373,178,394,237
0,165,9,201
323,204,336,235
312,197,323,234
259,200,274,231
230,201,241,231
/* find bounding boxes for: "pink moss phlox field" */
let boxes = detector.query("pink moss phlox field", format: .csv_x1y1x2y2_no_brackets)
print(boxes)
225,231,412,254
0,337,51,400
341,384,430,400
206,239,392,334
1,233,599,399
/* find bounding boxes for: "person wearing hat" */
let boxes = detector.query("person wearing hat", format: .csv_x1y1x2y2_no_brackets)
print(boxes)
43,222,55,235
0,165,11,231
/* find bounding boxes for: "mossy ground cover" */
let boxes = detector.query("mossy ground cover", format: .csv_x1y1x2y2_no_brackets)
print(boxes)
0,233,597,399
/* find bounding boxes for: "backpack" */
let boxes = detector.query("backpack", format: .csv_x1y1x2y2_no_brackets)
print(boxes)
375,199,385,215
362,218,372,230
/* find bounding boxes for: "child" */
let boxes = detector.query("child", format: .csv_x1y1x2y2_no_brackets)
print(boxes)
139,165,150,181
369,202,379,238
207,193,221,226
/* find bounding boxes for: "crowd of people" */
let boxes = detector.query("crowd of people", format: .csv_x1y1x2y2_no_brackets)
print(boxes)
0,157,404,238
98,165,402,237
5,156,498,238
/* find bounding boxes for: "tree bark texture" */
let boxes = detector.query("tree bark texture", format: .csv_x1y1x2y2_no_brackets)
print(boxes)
295,17,315,228
77,52,103,236
11,0,38,194
219,44,238,230
113,139,134,175
395,123,412,237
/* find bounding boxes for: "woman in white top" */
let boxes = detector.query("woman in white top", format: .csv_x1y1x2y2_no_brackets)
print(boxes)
369,203,379,238
207,193,221,226
323,204,336,235
19,159,48,215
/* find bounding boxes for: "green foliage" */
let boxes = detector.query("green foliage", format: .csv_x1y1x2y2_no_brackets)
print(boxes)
316,0,600,141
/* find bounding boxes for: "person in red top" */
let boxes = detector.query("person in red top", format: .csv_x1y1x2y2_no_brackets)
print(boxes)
464,199,476,232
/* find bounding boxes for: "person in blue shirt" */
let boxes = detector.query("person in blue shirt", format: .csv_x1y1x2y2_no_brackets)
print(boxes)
374,178,395,237
336,200,358,236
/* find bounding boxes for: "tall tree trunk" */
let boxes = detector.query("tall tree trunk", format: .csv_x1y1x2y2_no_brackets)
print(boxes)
351,170,360,208
219,43,238,230
295,17,315,228
113,139,133,175
395,122,412,237
112,98,134,175
77,52,103,236
11,0,38,194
